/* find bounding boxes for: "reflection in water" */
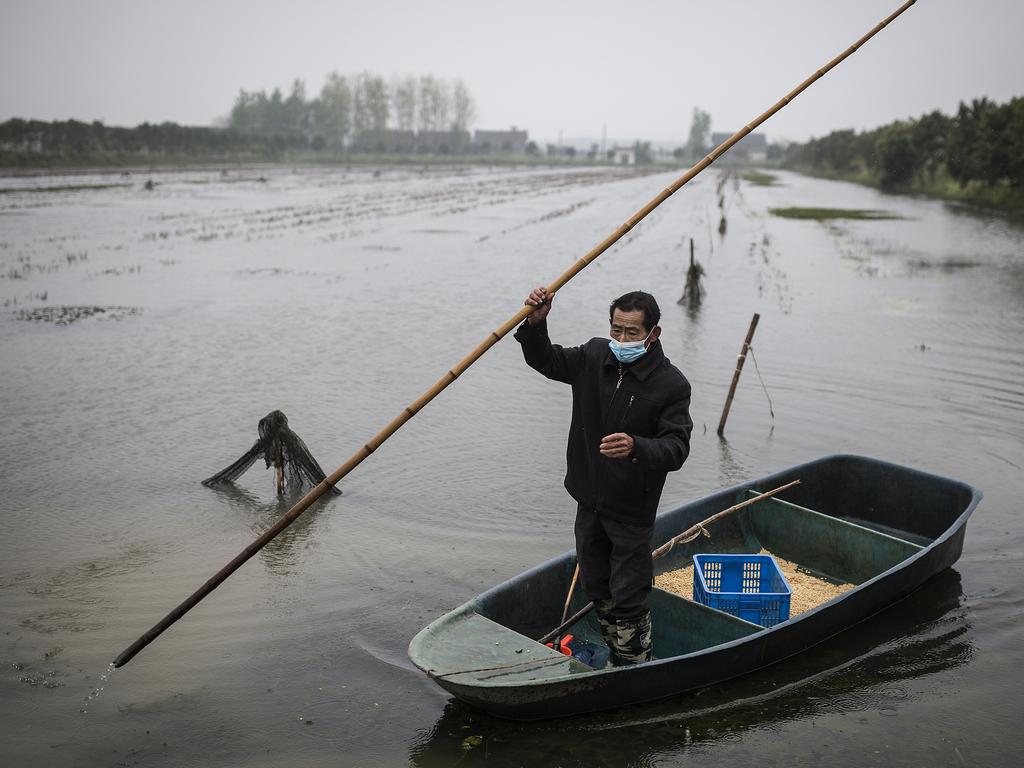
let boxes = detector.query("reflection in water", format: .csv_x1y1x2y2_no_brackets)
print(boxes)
408,570,970,767
205,483,334,575
716,436,749,487
680,289,703,325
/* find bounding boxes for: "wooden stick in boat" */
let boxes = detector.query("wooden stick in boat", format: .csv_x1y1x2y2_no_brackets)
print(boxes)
113,0,916,669
537,480,800,645
717,313,760,436
561,563,581,625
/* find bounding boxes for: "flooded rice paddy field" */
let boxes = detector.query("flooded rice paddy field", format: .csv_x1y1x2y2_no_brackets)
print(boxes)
1,163,1022,766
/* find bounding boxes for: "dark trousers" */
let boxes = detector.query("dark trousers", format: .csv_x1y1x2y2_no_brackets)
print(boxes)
574,504,654,620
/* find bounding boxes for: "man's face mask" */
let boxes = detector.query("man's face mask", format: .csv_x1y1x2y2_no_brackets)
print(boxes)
609,328,653,364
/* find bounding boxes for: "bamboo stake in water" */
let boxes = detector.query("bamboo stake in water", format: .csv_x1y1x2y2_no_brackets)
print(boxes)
680,237,704,305
537,480,800,645
717,313,760,436
113,0,918,669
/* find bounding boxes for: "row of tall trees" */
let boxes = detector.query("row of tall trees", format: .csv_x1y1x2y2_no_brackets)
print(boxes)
783,97,1024,191
0,72,480,164
228,73,477,150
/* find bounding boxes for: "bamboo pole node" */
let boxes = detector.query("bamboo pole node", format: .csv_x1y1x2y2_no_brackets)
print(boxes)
111,0,917,670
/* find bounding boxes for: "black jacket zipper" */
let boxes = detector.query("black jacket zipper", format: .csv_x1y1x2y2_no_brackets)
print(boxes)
622,395,635,428
604,363,625,431
597,364,626,507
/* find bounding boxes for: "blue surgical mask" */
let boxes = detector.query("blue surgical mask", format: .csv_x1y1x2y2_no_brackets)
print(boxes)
609,329,653,364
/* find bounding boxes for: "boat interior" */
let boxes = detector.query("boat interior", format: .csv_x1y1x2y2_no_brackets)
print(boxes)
465,456,975,667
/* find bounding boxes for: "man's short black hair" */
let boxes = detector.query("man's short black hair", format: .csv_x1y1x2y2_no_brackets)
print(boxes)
609,291,661,332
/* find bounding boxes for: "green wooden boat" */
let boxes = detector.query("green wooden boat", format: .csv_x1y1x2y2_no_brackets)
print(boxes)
408,455,980,719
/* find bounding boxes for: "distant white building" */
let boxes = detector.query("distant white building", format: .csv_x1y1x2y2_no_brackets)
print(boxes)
611,146,636,165
710,131,768,162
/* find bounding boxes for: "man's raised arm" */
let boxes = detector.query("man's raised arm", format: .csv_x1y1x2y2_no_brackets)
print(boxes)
514,286,586,385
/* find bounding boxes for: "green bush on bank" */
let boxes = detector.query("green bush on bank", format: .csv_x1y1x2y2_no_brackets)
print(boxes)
782,96,1024,216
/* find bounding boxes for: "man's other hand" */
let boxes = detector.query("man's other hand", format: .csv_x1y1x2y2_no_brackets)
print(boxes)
525,286,552,326
600,432,634,459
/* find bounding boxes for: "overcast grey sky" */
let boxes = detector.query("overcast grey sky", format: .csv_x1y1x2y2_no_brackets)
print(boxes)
1,0,1020,144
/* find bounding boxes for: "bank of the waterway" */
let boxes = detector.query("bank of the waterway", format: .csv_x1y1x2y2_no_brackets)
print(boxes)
1,165,1021,766
782,165,1024,219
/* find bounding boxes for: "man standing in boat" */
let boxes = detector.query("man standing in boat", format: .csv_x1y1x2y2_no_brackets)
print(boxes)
515,287,692,664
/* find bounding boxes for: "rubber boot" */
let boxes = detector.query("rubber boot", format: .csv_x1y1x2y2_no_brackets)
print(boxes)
596,605,653,665
595,600,620,663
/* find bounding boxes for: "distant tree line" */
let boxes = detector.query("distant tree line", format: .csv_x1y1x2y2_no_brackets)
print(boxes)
783,96,1024,192
227,72,477,151
0,118,276,165
0,72,481,165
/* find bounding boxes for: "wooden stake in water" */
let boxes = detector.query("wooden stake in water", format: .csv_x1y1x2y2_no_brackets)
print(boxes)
680,238,704,305
717,313,760,437
112,0,919,669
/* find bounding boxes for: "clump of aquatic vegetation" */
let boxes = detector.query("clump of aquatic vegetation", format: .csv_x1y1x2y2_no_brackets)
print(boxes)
769,207,903,221
907,257,981,272
2,251,89,280
0,183,130,195
14,305,141,325
93,264,142,277
2,290,47,308
743,171,779,186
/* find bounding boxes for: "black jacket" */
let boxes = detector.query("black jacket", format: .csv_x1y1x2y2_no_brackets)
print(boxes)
515,319,692,525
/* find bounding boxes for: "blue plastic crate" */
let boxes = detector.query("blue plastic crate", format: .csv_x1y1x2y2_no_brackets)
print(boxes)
693,554,792,626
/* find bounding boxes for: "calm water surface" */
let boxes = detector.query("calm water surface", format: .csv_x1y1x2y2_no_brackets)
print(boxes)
1,164,1022,766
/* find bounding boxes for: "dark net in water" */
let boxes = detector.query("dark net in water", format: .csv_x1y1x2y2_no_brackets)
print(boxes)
201,410,341,495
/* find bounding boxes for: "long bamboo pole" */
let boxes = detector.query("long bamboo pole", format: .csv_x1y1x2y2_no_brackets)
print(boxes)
112,0,917,669
537,480,801,645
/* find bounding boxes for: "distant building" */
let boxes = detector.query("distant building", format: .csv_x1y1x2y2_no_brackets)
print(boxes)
346,126,533,155
611,146,636,165
473,127,528,154
352,129,415,153
710,131,768,162
416,129,470,154
352,128,471,154
545,144,576,158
